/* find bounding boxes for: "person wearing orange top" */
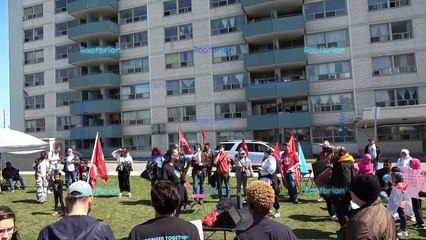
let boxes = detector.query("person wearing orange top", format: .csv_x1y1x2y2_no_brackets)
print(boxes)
330,146,356,228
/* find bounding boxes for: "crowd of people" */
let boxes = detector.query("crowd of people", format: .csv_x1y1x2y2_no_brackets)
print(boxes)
2,138,426,239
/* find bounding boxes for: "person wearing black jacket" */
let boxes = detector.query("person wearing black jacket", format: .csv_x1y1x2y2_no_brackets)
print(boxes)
162,148,186,217
330,146,356,228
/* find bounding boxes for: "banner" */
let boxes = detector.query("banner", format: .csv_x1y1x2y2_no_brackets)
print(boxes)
403,169,426,199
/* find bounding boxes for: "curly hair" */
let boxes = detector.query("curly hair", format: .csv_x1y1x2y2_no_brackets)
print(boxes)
246,181,275,215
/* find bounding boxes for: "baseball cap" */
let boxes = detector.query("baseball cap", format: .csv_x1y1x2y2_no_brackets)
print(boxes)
67,181,93,198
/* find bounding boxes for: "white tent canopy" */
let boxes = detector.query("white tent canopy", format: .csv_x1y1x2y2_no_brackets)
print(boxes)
0,128,48,153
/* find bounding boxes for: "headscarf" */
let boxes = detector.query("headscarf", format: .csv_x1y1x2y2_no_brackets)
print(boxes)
410,158,422,170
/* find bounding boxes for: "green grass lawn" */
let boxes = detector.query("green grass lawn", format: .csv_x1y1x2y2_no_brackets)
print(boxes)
1,176,425,240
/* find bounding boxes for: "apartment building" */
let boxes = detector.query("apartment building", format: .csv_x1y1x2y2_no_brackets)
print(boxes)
9,0,426,158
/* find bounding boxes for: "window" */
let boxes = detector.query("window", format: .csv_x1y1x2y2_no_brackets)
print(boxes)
372,53,416,76
57,116,80,130
56,67,80,83
284,128,311,141
304,0,346,21
212,45,245,63
167,106,196,122
164,24,193,42
214,72,248,91
378,125,420,141
216,131,251,142
308,61,351,81
121,83,150,100
55,0,68,13
55,20,79,36
24,27,43,42
120,32,148,49
368,0,410,11
123,110,151,126
312,125,355,143
123,135,152,151
370,20,412,43
164,0,192,16
56,92,81,107
25,119,45,132
215,102,247,119
24,49,44,64
210,0,240,8
165,51,193,69
166,79,195,95
25,72,44,87
25,95,44,109
168,132,197,148
121,57,149,74
211,16,245,35
375,87,417,107
119,6,147,25
56,43,80,59
23,4,43,20
310,93,354,112
306,29,348,48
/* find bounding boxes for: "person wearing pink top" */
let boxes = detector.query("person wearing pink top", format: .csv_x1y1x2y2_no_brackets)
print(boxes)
410,158,425,229
357,154,374,175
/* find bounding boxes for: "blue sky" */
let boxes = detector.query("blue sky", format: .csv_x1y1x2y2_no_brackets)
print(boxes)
0,1,9,128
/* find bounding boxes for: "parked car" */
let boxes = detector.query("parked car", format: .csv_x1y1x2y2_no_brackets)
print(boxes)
219,140,284,170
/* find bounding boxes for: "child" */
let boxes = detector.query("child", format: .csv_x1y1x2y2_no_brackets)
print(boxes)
392,172,408,237
52,172,65,216
357,154,374,175
77,159,90,182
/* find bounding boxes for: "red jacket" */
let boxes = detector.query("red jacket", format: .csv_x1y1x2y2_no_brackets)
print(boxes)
214,153,231,174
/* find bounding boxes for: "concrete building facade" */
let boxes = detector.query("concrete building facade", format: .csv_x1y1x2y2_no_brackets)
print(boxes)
9,0,426,158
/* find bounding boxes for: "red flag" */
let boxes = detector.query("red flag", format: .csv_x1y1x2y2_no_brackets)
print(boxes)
178,129,192,155
89,134,108,189
201,128,207,145
272,142,286,189
241,138,249,156
288,135,296,154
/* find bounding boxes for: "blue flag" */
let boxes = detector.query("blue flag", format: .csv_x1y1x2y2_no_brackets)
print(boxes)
298,142,309,174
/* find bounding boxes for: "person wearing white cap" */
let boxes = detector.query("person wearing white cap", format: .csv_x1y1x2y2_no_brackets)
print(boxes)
37,181,115,240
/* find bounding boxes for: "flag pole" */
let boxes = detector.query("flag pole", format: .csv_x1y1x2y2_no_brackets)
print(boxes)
87,132,99,183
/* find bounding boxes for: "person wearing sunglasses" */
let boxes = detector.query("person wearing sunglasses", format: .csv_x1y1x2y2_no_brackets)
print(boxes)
0,206,20,240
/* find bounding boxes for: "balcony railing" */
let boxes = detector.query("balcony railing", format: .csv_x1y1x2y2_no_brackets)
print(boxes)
372,65,416,76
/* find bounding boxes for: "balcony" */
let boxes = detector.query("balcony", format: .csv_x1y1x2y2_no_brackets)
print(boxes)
68,21,118,42
68,47,120,66
70,125,122,139
247,112,311,130
244,47,306,71
68,0,118,19
242,15,304,42
357,104,426,128
70,99,121,114
246,80,308,100
69,72,120,90
241,0,303,15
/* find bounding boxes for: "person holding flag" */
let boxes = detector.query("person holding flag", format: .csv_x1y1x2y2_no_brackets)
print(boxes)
280,142,300,204
112,147,133,198
88,133,108,190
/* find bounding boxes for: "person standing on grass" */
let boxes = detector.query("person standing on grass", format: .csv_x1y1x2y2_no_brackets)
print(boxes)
235,149,253,200
409,158,425,229
391,172,409,237
38,181,115,240
338,174,396,240
213,145,231,200
112,148,133,198
63,147,79,189
234,181,297,240
191,143,208,204
162,148,186,217
128,180,201,240
204,143,214,182
259,148,281,218
34,151,50,203
396,149,412,169
52,172,65,216
48,144,62,194
364,138,381,172
280,142,300,204
77,159,90,182
330,146,356,228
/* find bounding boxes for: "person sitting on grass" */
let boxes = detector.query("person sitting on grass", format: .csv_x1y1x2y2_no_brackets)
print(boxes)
128,180,201,240
234,180,297,240
38,181,115,240
357,154,374,175
2,162,26,191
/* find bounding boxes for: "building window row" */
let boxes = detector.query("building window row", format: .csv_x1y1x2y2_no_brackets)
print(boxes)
121,58,149,74
23,4,43,21
375,87,417,107
310,93,354,113
56,67,80,83
210,0,240,8
370,20,413,43
55,20,79,37
25,119,45,132
57,116,80,131
24,72,44,87
164,0,192,16
168,106,197,122
166,79,195,96
25,95,44,109
123,110,151,126
304,0,346,21
24,27,43,42
211,16,244,36
166,51,193,69
378,125,420,141
368,0,410,11
372,53,416,76
308,61,351,82
119,6,147,25
24,50,44,64
215,102,247,119
165,24,193,42
121,84,150,100
56,92,81,107
120,32,148,49
214,73,248,91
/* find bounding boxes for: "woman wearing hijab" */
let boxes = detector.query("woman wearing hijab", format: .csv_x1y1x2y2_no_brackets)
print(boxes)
396,149,412,169
410,158,425,229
